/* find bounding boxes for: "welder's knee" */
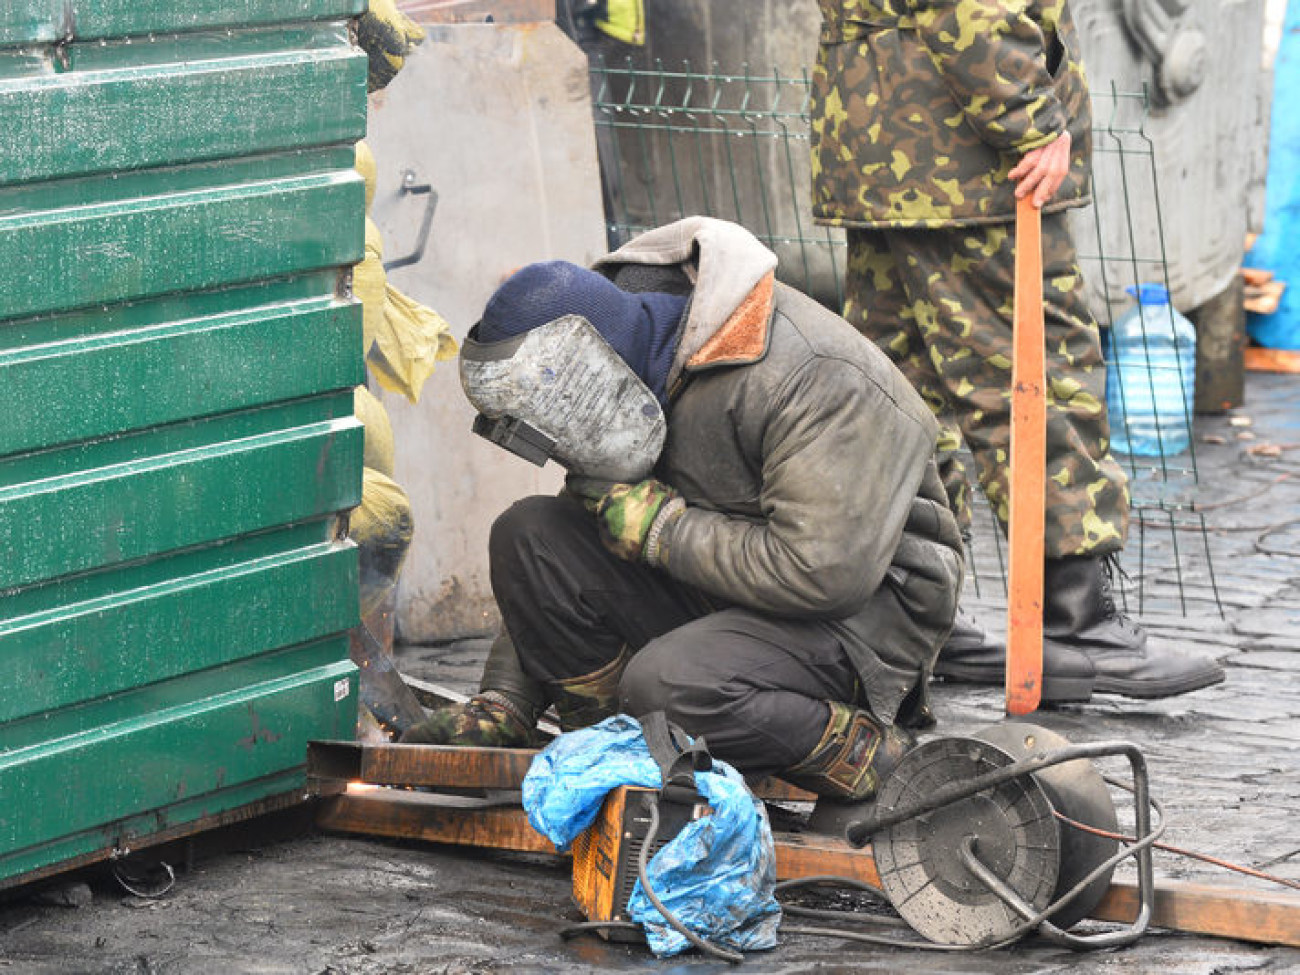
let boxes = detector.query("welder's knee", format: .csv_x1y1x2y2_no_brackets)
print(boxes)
618,633,726,726
488,495,582,575
617,647,672,718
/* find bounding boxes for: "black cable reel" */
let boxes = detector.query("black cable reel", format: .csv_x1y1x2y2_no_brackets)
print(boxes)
846,722,1160,949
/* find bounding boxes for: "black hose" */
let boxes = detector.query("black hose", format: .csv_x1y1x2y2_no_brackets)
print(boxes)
637,800,745,964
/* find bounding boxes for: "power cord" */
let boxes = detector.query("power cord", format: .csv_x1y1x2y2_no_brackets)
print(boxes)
637,799,745,964
556,796,745,962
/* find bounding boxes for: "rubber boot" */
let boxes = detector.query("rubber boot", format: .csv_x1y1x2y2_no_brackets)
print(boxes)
548,646,632,731
1044,555,1225,698
933,606,1096,703
781,702,915,801
399,633,545,747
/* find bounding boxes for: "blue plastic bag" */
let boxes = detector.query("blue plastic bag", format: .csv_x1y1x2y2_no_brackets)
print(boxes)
522,714,781,957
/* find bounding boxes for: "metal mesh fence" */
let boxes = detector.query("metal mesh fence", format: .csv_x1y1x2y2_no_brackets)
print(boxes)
591,59,1222,619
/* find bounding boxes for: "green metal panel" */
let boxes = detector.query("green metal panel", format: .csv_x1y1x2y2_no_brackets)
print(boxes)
0,286,362,456
0,170,363,320
0,540,358,724
0,415,363,604
0,644,357,867
0,6,367,886
0,1,365,45
1,27,366,187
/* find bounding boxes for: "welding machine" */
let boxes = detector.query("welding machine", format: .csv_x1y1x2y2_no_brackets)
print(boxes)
569,715,714,941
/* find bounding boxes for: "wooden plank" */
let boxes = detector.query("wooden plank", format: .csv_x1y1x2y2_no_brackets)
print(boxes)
773,832,881,887
1007,196,1047,716
1244,346,1300,374
1094,880,1300,948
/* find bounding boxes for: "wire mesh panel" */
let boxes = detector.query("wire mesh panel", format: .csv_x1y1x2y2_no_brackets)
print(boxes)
592,61,1221,620
592,57,845,310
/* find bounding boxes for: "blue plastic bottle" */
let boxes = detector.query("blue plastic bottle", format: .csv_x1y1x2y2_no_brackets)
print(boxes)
1103,284,1196,457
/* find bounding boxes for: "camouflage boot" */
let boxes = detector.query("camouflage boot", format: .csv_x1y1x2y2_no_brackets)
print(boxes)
781,702,915,801
399,691,539,747
548,646,632,732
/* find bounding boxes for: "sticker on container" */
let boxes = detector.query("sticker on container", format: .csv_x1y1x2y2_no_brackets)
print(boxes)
334,678,351,702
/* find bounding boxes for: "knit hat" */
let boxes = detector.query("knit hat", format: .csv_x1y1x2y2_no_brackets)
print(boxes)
476,260,686,404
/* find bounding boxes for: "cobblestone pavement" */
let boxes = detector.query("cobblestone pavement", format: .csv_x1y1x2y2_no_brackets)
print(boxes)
2,375,1299,974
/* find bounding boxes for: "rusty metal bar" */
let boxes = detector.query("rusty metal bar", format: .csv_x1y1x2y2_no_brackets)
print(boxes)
306,740,815,801
320,789,557,855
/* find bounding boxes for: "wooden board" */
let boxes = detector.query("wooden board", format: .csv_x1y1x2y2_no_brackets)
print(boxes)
1007,197,1047,715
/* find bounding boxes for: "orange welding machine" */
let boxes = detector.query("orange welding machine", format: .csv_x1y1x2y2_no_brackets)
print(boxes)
569,715,713,941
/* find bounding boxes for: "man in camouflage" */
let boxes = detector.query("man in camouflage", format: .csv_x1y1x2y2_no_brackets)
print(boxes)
809,0,1223,700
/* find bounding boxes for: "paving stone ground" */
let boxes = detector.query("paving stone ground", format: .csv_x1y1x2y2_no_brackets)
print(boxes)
2,375,1299,974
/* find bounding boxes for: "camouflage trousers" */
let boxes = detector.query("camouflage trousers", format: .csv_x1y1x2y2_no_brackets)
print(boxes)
842,215,1129,559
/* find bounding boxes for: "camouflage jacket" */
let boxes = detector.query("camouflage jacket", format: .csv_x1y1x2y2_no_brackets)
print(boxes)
810,0,1093,228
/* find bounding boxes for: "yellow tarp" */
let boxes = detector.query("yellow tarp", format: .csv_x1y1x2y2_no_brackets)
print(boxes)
369,284,458,403
354,385,396,477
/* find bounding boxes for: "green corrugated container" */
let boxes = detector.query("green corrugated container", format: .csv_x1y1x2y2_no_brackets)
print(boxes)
0,1,368,887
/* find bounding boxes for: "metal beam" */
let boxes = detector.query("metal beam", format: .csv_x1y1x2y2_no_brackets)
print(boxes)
307,739,816,801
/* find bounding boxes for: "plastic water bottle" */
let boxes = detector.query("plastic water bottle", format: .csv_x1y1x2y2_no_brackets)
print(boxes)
1103,284,1196,457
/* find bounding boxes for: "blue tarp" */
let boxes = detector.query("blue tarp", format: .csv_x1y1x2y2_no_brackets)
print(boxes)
1246,0,1300,348
522,714,781,957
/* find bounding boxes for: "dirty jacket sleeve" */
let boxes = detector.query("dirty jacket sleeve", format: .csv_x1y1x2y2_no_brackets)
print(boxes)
909,0,1066,154
655,357,936,619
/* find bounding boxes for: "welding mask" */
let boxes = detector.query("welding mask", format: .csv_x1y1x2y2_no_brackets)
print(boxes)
459,314,667,484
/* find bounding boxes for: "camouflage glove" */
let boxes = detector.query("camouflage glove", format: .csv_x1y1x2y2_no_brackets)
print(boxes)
356,0,426,92
595,479,684,564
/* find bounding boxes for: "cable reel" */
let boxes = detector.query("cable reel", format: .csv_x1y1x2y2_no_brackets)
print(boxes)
850,722,1160,949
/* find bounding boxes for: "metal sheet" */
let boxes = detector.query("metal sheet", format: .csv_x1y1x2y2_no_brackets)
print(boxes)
0,540,358,723
0,7,364,888
0,416,363,590
0,167,363,321
0,2,366,45
0,27,365,187
0,283,362,457
0,654,357,881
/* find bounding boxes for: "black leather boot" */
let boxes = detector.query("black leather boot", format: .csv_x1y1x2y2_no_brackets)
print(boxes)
933,607,1096,703
1043,555,1225,698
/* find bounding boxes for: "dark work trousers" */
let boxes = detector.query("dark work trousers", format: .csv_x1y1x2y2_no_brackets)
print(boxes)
489,495,861,778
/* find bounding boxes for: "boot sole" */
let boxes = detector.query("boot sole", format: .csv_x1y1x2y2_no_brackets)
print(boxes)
932,665,1095,704
1092,667,1226,699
